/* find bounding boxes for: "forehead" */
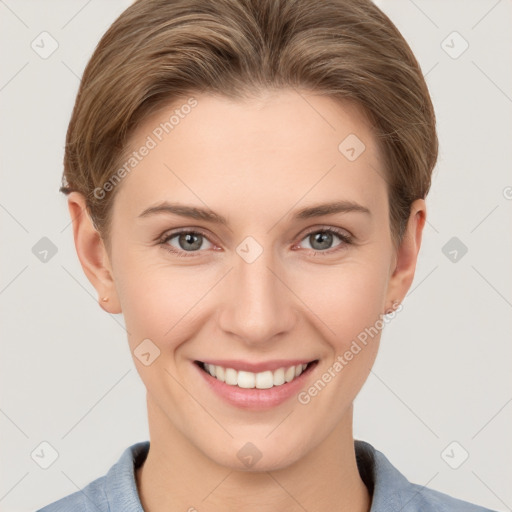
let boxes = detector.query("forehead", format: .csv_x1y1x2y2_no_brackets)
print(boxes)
114,90,388,223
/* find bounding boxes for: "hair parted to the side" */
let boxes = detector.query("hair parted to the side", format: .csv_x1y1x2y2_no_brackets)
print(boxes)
61,0,438,251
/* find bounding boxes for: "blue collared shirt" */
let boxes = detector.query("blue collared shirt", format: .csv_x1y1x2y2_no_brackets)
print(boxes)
37,440,497,511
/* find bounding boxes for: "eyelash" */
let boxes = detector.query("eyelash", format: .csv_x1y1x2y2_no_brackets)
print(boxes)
158,226,353,258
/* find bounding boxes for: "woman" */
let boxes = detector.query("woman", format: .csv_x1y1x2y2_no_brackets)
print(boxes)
37,0,497,510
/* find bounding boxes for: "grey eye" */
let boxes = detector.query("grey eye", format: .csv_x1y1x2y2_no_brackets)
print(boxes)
300,230,344,251
166,232,213,252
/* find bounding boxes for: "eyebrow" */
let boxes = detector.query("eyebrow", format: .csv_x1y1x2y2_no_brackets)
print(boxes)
138,200,371,225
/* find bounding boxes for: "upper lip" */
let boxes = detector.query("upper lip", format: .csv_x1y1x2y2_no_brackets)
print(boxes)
196,359,317,373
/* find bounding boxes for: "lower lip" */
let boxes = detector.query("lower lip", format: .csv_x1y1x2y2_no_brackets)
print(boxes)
193,361,318,410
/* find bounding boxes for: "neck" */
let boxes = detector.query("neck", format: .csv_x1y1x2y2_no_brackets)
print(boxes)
136,397,371,512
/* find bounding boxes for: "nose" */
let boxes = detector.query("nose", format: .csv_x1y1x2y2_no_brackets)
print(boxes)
217,242,298,346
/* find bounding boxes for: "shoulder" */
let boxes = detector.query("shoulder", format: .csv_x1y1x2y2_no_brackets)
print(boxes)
36,441,149,512
36,475,109,512
355,440,498,512
400,482,497,512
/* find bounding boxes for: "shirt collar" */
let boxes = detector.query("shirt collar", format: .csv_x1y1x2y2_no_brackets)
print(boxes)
355,439,416,510
106,440,148,511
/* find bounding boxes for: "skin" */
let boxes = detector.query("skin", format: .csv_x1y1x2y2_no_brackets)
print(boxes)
68,89,426,512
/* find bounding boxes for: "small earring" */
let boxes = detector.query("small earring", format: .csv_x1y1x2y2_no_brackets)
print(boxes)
101,296,109,302
385,301,398,315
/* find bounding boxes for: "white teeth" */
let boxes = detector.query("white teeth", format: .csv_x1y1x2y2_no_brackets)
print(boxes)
202,362,311,388
273,367,285,386
215,366,225,382
237,371,255,389
255,370,274,389
284,366,295,383
225,367,237,385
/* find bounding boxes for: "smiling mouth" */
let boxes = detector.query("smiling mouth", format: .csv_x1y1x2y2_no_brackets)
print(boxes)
194,360,318,389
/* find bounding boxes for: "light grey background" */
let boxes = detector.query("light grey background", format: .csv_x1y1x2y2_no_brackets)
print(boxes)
1,1,511,511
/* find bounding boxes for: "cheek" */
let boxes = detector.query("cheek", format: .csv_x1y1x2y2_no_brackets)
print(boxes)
112,249,182,345
114,251,217,354
291,262,387,418
292,256,390,345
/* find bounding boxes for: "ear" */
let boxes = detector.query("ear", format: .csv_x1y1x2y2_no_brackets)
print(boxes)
384,198,426,314
67,191,122,314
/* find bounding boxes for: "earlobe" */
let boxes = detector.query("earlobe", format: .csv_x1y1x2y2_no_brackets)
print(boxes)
383,198,426,314
67,192,122,314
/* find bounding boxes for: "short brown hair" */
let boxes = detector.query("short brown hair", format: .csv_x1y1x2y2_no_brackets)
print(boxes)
61,0,438,250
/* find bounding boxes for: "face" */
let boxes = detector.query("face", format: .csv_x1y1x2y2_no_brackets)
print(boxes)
88,90,410,470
